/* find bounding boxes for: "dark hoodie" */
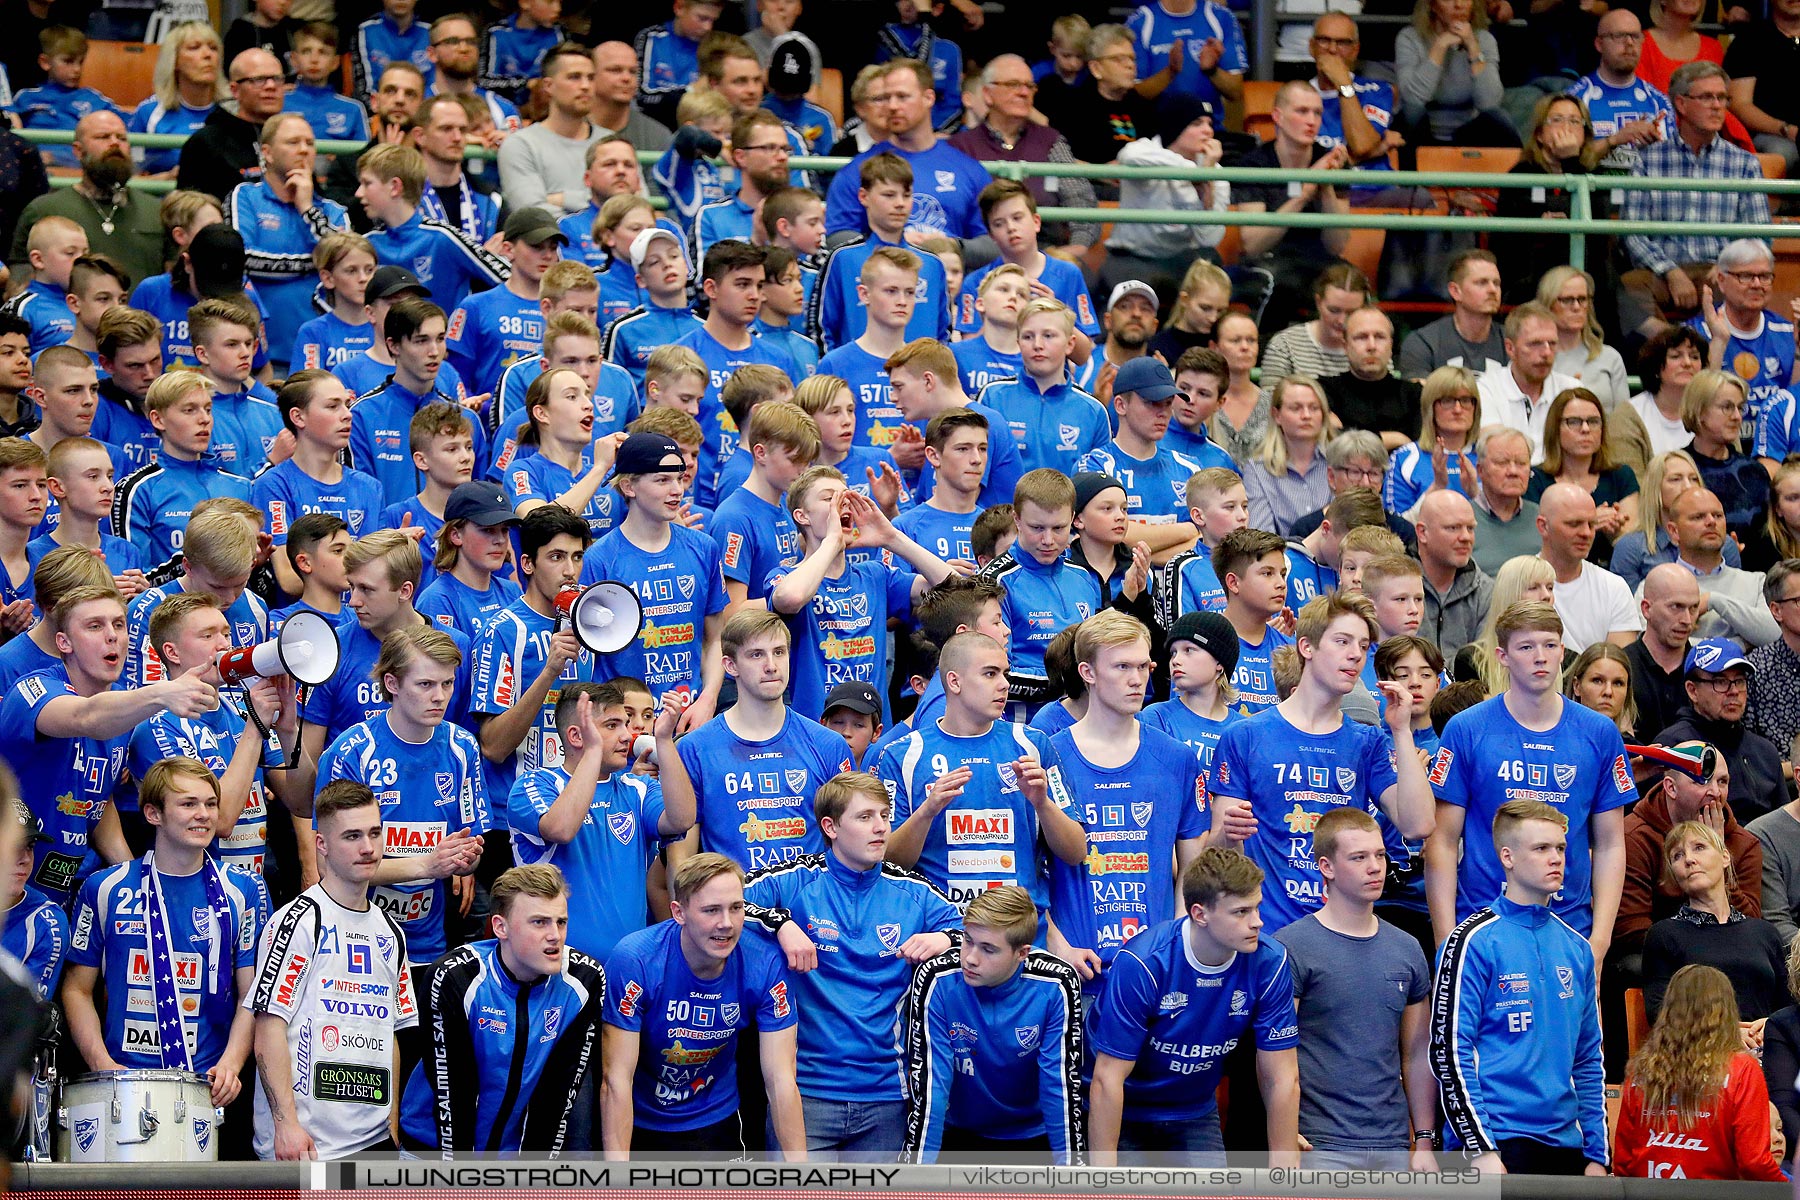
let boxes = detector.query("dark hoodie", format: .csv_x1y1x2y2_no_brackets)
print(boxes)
1655,705,1788,826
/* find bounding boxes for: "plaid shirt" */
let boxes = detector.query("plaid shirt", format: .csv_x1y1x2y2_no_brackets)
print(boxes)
1623,131,1770,276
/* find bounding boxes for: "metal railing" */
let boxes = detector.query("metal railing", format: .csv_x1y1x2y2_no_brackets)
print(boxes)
22,129,1800,275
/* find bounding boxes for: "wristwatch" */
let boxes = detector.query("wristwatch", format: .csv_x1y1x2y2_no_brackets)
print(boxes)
1414,1129,1442,1149
1338,83,1357,99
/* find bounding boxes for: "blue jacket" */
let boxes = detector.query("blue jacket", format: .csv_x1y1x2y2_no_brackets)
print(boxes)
112,453,253,569
399,938,605,1153
633,23,701,125
365,210,508,315
902,947,1083,1161
227,180,350,369
744,851,961,1103
1430,894,1609,1167
808,233,951,352
602,304,702,392
282,83,370,144
353,12,432,98
976,375,1110,478
480,15,563,101
978,549,1102,706
350,376,488,509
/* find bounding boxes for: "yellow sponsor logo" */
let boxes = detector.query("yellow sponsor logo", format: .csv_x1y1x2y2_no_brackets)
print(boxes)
1084,847,1151,876
822,635,876,661
740,813,809,843
640,621,697,649
1284,804,1321,834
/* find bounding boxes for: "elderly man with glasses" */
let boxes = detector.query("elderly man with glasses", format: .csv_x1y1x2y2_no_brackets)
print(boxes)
177,49,290,204
1656,640,1788,825
1285,429,1420,552
1619,60,1772,340
1688,238,1797,432
948,54,1098,252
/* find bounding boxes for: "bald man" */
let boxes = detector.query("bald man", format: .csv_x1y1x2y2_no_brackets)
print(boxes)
1417,490,1491,661
1638,487,1778,648
8,111,163,287
1569,10,1673,174
591,42,673,151
179,50,289,204
1630,563,1702,739
1539,482,1642,652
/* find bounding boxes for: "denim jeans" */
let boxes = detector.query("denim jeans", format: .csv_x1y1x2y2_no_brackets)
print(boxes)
1115,1111,1226,1166
788,1097,906,1162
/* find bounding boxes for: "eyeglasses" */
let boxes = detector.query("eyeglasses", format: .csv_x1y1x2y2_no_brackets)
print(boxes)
1553,294,1590,306
990,80,1037,92
739,142,791,154
1543,115,1587,128
1561,415,1603,430
1724,270,1775,284
1694,673,1748,694
232,73,284,87
1334,464,1382,483
1681,91,1730,104
1598,30,1644,41
1773,594,1800,607
431,35,478,47
1705,401,1743,414
1435,394,1476,408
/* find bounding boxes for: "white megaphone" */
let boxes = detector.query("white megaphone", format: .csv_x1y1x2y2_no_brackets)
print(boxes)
215,610,342,687
555,581,643,655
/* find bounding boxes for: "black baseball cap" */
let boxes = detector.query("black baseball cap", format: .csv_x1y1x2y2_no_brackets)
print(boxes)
822,680,881,718
613,432,687,476
502,206,568,248
770,33,816,96
444,481,520,527
189,224,248,298
8,799,48,846
368,265,430,302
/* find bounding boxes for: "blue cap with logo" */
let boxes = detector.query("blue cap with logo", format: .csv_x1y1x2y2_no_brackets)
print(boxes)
1683,638,1754,677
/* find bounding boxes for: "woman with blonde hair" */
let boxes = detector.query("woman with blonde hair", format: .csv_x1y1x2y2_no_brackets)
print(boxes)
1527,388,1640,552
1456,554,1555,692
130,23,228,177
1609,449,1744,587
1538,267,1629,409
1149,259,1231,365
1384,365,1480,517
1683,370,1769,535
1497,97,1610,304
1642,821,1789,1026
1563,642,1638,738
1242,375,1333,536
1395,0,1514,146
1742,459,1800,573
1615,964,1785,1179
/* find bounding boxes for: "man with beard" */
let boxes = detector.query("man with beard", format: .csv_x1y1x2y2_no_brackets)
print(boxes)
409,95,502,245
427,14,521,139
591,41,673,152
1077,282,1157,403
10,111,161,288
693,109,796,260
326,62,427,230
178,50,289,207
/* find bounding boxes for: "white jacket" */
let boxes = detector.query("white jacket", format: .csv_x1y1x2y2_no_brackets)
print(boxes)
1107,136,1230,257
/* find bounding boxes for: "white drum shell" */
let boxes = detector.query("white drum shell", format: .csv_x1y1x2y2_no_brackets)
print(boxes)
56,1069,218,1162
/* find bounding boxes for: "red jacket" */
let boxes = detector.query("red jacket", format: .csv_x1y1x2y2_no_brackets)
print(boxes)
1615,1052,1785,1180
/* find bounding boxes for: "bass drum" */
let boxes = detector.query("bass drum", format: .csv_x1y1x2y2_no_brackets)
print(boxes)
56,1070,218,1162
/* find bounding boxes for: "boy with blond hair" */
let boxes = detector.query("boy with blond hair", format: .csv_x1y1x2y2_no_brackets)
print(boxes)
810,153,949,352
125,503,271,686
12,28,123,170
711,401,818,610
602,227,701,392
187,298,284,473
1157,466,1250,620
92,307,165,474
112,371,254,569
978,469,1104,717
976,298,1108,477
816,245,920,452
712,363,803,500
950,262,1028,394
489,310,639,480
639,344,707,417
356,143,509,314
9,216,88,354
1337,524,1405,595
29,436,143,588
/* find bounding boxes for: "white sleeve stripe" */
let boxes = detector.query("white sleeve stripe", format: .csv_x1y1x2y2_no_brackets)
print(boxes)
1430,911,1498,1153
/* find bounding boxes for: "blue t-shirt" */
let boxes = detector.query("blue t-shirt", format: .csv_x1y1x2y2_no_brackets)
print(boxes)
130,97,212,174
1124,0,1249,111
602,919,797,1131
1077,441,1205,524
128,702,273,874
1088,919,1298,1121
816,340,906,451
710,488,802,603
1686,309,1797,427
503,449,622,540
68,858,264,1071
770,556,914,723
1141,698,1240,796
874,718,1071,912
951,335,1021,395
1567,72,1672,173
677,711,853,871
823,141,994,240
416,572,523,641
1046,727,1207,963
1431,694,1637,933
1,886,68,999
447,286,543,399
1231,625,1292,716
289,309,375,374
1284,543,1338,612
317,714,492,959
510,765,666,963
580,523,727,708
1,667,130,904
1211,707,1401,933
894,501,976,564
956,258,1099,338
252,460,385,545
300,616,473,745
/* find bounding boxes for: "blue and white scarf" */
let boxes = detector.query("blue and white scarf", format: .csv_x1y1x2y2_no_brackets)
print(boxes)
142,851,234,1072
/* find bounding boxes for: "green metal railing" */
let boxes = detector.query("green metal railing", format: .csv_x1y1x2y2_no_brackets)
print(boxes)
23,128,1800,274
